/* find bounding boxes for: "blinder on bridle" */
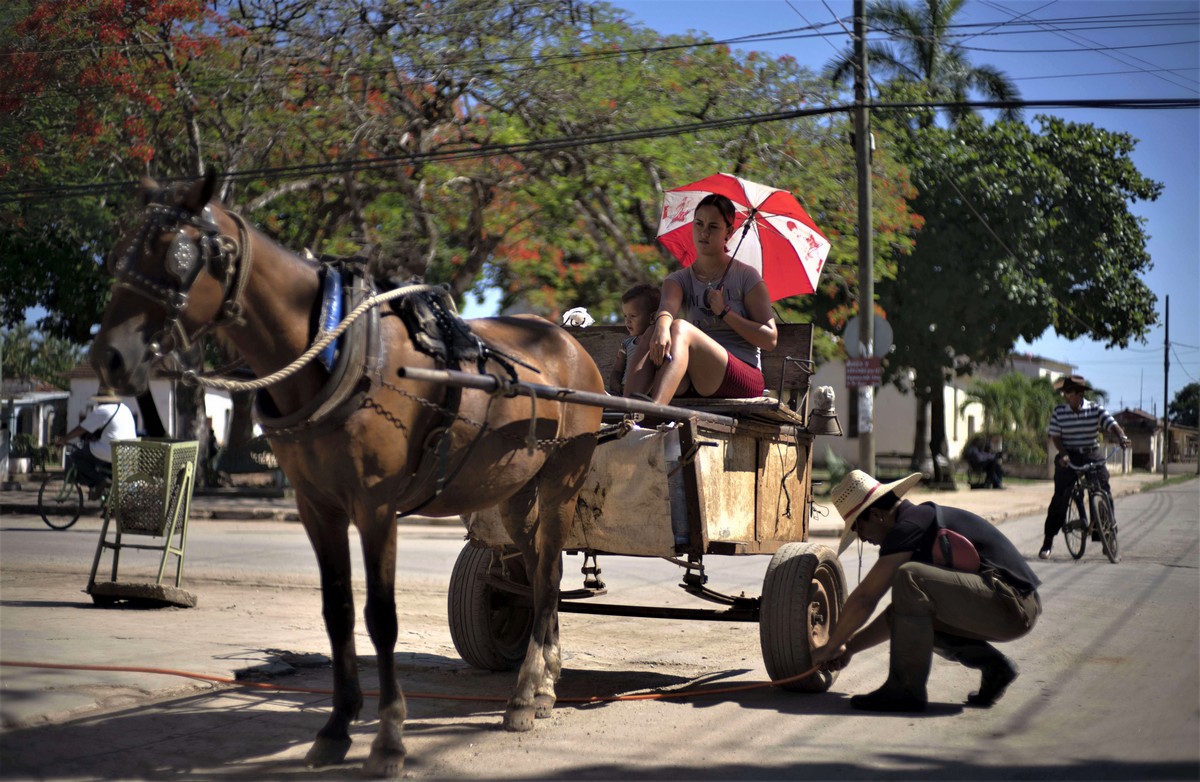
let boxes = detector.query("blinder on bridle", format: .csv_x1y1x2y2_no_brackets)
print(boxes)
109,199,250,363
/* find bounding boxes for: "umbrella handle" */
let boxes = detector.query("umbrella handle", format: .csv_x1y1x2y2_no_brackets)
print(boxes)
729,208,755,261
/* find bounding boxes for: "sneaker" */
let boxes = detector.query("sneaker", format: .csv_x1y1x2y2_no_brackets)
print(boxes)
1038,547,1051,560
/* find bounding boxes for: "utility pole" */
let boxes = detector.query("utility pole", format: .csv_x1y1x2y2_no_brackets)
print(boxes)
1163,295,1169,480
853,0,875,475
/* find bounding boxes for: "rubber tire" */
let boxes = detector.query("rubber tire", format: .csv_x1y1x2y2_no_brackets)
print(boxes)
447,544,533,671
1062,493,1087,560
38,474,83,530
759,542,846,692
1093,495,1120,564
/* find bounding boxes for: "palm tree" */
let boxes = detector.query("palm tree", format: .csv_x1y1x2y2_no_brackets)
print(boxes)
825,0,1021,126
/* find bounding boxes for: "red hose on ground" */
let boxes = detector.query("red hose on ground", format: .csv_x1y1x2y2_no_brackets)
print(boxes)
0,659,822,703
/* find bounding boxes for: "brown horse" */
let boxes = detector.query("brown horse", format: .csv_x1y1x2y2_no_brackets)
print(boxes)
91,174,603,777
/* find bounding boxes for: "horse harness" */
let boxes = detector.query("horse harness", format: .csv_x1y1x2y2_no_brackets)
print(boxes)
113,199,569,514
109,201,254,363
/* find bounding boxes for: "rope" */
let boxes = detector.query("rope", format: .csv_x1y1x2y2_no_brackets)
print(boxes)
0,659,822,704
182,282,443,392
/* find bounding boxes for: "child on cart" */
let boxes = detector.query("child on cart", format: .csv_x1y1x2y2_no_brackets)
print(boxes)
609,283,660,395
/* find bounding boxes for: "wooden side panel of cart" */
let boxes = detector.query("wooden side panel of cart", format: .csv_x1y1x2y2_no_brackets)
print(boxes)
467,323,821,556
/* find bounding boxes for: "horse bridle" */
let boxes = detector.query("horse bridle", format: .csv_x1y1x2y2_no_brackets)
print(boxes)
110,201,254,362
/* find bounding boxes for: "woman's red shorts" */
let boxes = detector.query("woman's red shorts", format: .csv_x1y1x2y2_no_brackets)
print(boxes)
710,353,765,398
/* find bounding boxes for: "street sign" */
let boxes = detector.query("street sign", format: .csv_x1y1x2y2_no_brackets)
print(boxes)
843,314,893,358
846,357,883,388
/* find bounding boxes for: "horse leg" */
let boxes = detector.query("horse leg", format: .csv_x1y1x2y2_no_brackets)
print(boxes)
356,506,407,779
500,437,593,732
496,482,548,732
297,499,361,768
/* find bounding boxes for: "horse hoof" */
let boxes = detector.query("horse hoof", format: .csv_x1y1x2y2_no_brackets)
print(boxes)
362,747,406,779
503,706,537,732
534,694,556,718
305,736,352,768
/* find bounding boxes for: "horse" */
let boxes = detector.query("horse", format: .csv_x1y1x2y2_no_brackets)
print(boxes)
91,173,604,778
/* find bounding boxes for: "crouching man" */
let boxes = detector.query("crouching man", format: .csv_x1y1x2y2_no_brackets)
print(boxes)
812,470,1041,712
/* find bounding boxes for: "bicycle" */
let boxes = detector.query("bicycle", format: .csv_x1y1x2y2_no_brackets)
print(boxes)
1060,448,1121,564
37,442,111,531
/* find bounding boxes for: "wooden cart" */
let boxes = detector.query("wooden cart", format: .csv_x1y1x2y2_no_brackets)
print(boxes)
443,322,846,691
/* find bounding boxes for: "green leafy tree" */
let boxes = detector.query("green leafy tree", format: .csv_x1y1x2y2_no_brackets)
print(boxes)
4,0,920,370
823,0,1021,127
1169,382,1199,428
959,373,1061,464
882,115,1159,476
0,0,240,339
0,324,85,388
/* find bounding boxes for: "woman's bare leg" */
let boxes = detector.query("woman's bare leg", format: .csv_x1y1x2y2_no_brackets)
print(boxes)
649,321,729,404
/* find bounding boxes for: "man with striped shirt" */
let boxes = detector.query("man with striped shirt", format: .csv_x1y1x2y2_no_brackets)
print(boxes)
1039,375,1130,559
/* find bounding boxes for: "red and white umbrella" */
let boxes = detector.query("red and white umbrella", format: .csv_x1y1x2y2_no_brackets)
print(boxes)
656,173,831,301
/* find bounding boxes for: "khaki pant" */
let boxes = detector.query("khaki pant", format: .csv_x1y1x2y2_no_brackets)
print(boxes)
887,561,1041,642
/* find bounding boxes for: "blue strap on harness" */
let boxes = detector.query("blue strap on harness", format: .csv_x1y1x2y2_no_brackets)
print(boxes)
318,267,343,371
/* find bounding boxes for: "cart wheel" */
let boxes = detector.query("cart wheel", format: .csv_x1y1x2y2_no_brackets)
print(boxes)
448,544,533,671
759,542,846,692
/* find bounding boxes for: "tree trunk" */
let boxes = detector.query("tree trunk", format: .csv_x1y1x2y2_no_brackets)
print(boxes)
929,374,954,485
136,391,166,437
910,394,929,473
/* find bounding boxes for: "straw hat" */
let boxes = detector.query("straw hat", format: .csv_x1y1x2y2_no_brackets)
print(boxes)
91,387,122,403
832,469,923,554
1053,374,1091,394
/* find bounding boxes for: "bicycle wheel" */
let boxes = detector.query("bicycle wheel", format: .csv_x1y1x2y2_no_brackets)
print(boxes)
1062,490,1087,559
1093,494,1120,564
38,473,83,530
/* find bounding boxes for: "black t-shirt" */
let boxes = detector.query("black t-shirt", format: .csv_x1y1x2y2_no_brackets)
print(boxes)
879,500,1041,594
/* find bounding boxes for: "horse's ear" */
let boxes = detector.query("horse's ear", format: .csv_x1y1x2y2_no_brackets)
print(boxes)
139,177,160,206
182,170,218,213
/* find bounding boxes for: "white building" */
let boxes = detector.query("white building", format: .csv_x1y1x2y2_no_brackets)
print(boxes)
813,352,1073,468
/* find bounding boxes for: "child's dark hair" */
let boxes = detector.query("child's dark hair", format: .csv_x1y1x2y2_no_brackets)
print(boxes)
621,283,660,312
696,193,737,230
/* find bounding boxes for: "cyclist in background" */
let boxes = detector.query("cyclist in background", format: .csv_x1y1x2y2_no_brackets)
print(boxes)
58,387,137,496
1039,375,1130,560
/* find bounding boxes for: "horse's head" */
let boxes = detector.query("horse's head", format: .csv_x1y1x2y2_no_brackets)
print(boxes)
93,172,247,394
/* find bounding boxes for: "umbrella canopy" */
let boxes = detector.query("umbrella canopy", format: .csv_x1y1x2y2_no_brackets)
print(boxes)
656,173,831,301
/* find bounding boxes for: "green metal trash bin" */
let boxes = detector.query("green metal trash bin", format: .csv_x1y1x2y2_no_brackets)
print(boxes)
86,439,200,607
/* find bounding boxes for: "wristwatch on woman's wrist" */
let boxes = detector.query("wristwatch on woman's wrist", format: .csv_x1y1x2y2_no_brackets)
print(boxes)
717,305,731,320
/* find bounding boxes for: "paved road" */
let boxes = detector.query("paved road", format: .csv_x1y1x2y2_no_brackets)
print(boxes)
1,476,1196,780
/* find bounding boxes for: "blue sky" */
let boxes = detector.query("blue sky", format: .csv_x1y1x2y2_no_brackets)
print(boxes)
469,0,1199,414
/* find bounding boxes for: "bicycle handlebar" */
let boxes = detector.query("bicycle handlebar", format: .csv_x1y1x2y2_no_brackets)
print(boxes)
1065,446,1123,473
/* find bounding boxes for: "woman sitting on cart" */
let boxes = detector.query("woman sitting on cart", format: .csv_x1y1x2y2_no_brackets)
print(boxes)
624,193,777,405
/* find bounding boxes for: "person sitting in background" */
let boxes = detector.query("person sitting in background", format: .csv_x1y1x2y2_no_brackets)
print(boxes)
964,436,1004,489
624,193,776,404
608,283,660,395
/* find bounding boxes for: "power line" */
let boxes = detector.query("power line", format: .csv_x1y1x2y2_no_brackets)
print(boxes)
984,0,1200,93
3,95,1196,202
